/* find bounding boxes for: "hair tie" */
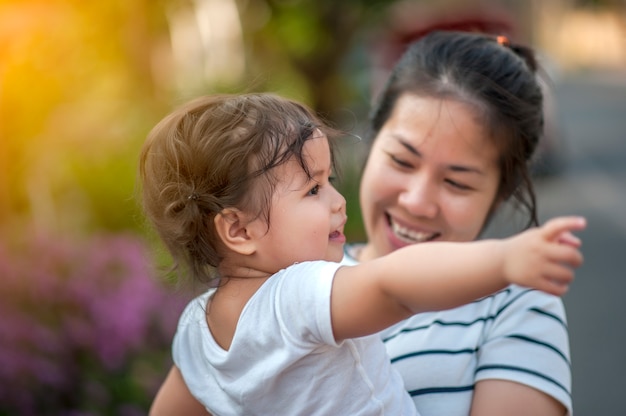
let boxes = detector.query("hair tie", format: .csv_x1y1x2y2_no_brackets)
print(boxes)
187,193,199,201
496,35,510,47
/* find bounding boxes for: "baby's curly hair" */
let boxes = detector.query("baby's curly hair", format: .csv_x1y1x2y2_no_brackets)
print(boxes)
139,93,339,286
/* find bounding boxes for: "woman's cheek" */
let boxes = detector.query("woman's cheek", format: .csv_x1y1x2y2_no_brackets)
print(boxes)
444,194,491,241
363,162,397,199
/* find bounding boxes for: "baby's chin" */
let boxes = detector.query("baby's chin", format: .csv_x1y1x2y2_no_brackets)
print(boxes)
325,249,345,263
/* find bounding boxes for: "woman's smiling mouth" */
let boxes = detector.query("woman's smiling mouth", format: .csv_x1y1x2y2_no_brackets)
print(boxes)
388,214,440,243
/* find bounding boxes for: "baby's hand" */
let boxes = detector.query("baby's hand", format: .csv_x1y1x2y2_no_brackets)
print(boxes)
503,216,586,296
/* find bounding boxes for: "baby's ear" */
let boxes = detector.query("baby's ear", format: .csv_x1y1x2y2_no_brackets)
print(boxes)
214,208,258,256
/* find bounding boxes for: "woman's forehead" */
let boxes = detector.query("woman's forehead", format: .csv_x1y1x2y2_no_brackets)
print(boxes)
383,94,498,162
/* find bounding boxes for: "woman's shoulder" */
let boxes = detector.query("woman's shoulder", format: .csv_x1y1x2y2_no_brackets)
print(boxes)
497,284,567,321
383,285,567,337
381,286,572,415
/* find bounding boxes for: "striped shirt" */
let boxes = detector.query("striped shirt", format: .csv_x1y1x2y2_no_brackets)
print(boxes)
343,245,572,416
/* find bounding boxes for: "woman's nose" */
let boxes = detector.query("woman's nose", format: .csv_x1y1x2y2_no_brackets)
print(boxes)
398,175,439,218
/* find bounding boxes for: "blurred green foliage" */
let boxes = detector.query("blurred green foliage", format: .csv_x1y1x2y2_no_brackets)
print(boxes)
0,0,170,235
0,0,398,242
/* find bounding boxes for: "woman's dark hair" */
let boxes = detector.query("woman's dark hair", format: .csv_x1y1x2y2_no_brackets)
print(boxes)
370,30,544,228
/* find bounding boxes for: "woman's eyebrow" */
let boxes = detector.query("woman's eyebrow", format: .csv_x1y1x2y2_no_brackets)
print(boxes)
448,164,484,175
395,136,421,157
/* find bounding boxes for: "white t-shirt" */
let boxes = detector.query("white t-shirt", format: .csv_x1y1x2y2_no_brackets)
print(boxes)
173,260,417,416
343,245,573,416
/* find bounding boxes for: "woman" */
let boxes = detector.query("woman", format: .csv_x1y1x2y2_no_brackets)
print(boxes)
345,30,572,416
150,31,573,415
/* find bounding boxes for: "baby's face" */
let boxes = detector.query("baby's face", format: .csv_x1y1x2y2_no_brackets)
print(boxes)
251,134,347,271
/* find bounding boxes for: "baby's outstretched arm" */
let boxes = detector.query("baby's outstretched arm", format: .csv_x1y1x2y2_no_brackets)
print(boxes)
330,216,586,341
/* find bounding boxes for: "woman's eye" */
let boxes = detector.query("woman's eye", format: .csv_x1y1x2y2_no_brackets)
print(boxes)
390,154,413,168
307,184,320,196
445,179,471,191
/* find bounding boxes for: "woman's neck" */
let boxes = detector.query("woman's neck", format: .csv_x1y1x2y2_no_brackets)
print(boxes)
345,243,365,262
354,243,380,262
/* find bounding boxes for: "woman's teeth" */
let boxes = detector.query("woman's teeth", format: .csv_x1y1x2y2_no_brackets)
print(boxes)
391,221,435,243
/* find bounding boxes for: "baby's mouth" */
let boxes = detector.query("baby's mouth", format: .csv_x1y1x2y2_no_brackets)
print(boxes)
388,215,440,243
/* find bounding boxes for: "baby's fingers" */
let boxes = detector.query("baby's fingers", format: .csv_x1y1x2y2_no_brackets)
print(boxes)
543,262,576,285
536,245,583,296
557,231,582,248
542,216,587,242
548,244,584,269
540,275,572,297
537,262,577,296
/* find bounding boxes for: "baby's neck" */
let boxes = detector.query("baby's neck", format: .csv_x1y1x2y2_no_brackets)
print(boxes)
207,272,271,351
216,261,273,299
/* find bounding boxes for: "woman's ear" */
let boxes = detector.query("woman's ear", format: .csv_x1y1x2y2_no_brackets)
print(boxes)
214,208,257,256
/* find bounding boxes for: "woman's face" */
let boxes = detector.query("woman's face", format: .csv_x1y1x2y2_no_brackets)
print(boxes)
358,94,501,261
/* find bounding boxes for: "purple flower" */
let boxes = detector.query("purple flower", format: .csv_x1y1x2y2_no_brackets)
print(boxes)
0,230,191,414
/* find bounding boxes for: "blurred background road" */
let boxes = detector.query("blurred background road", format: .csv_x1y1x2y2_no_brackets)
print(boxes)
536,73,626,416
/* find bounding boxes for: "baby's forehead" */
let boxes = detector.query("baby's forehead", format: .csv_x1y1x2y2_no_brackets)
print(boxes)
274,133,331,180
274,163,311,191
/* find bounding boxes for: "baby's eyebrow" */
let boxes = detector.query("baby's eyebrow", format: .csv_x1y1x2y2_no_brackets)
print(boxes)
309,168,327,178
288,168,320,191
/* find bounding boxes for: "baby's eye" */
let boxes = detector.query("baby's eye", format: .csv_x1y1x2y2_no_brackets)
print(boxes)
307,184,320,196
